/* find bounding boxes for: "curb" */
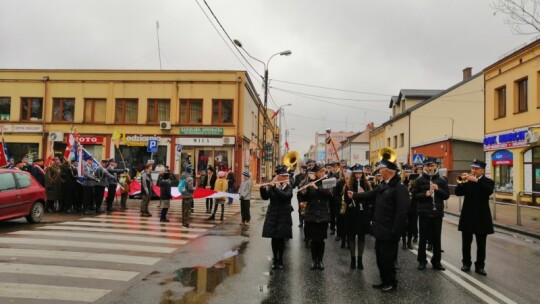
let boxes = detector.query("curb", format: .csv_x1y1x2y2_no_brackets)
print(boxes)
444,210,540,241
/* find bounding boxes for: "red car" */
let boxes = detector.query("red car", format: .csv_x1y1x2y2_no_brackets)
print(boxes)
0,168,46,223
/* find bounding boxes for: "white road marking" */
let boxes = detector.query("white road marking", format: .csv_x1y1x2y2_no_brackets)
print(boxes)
0,262,138,281
0,248,160,265
0,237,175,253
39,225,202,239
8,230,188,245
87,216,215,228
0,283,110,302
57,221,208,232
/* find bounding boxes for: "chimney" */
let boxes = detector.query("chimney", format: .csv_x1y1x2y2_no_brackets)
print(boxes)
463,67,472,81
367,122,374,130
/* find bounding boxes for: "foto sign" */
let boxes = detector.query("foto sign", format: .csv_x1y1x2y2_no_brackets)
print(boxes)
147,140,158,153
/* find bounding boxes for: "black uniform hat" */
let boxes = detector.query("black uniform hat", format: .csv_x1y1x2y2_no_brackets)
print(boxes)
351,164,363,173
306,159,316,165
363,164,372,170
470,159,487,169
378,159,398,171
101,159,108,164
423,157,438,165
308,163,324,172
332,162,340,167
325,163,332,168
275,165,288,175
300,165,308,170
402,164,413,171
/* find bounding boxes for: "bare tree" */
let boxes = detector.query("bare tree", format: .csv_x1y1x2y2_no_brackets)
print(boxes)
492,0,540,34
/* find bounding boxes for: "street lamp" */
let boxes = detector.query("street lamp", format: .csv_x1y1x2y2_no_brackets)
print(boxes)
234,39,291,179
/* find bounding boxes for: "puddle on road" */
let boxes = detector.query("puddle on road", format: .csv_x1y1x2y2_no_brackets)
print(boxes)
160,242,248,304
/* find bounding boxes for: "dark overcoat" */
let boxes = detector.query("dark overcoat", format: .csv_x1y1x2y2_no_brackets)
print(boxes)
411,171,450,218
344,179,372,235
353,174,409,241
303,180,332,224
261,184,293,239
455,176,495,235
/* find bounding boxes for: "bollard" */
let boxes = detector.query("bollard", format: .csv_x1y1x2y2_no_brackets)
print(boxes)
492,193,497,220
517,193,521,226
458,196,462,212
445,199,448,210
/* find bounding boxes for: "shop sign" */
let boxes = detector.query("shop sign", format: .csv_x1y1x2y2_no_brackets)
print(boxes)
123,134,162,147
176,137,224,146
179,127,224,136
66,135,104,145
0,124,43,133
484,129,528,151
492,149,513,166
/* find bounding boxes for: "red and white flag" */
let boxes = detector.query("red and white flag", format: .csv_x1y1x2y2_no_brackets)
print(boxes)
270,109,280,120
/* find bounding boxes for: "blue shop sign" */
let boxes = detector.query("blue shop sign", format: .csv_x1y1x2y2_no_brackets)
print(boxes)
492,149,513,165
483,130,528,151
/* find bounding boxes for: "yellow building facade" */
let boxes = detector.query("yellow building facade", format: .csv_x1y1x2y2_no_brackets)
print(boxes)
0,69,276,183
484,40,540,204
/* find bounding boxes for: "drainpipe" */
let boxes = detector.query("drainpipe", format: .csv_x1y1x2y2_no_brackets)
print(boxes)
42,76,49,158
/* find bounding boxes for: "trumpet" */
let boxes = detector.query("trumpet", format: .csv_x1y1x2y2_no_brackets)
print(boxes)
298,175,328,191
456,174,470,184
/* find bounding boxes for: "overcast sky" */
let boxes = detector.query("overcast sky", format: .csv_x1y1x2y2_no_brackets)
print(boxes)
0,0,535,154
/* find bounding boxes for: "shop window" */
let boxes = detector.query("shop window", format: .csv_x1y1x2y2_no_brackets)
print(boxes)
84,99,106,123
6,143,39,164
214,149,229,171
53,98,75,122
212,100,233,124
496,86,506,118
493,165,513,192
115,99,138,124
514,78,528,113
20,98,43,121
180,99,203,124
197,149,214,176
0,97,10,121
147,99,170,123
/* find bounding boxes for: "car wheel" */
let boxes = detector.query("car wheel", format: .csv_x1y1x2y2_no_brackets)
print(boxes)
25,202,45,223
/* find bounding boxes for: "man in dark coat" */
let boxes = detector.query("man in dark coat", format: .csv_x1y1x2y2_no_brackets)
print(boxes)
261,165,293,270
455,159,495,276
30,158,45,187
411,157,450,271
349,159,409,292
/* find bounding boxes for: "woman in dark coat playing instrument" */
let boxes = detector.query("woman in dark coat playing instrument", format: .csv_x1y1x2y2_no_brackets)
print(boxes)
300,163,333,270
261,165,293,270
344,164,373,270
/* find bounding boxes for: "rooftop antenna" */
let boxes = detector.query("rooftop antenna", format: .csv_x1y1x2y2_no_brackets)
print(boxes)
156,21,162,70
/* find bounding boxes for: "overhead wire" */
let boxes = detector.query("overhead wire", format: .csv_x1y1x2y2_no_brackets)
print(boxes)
270,79,394,96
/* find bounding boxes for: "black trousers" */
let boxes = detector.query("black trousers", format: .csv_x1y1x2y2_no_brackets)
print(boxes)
206,198,213,211
462,232,488,269
83,186,94,211
375,239,398,286
94,185,105,210
106,184,117,208
418,216,443,264
240,199,251,222
329,200,337,231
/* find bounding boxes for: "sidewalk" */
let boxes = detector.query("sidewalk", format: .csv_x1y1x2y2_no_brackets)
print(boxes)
445,195,540,240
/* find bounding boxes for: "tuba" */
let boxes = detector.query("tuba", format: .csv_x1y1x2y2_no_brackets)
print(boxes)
283,150,299,172
378,147,397,163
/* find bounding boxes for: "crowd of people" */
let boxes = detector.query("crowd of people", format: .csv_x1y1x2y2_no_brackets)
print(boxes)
259,156,495,293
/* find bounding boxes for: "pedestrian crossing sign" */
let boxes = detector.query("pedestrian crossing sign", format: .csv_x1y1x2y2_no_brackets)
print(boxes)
413,154,424,164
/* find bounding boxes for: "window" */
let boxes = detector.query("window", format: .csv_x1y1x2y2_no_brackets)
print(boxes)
493,165,513,192
212,99,233,124
180,99,203,124
496,86,506,118
516,78,528,113
115,99,138,123
393,135,398,149
53,98,75,122
14,173,31,188
147,99,170,123
84,99,106,123
20,98,43,121
0,173,16,191
387,138,391,147
399,133,405,148
0,97,10,120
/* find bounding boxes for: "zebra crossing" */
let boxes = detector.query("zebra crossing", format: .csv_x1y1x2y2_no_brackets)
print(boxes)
0,200,241,303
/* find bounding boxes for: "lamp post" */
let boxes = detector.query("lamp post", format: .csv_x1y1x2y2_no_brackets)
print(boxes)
277,104,292,161
234,39,291,180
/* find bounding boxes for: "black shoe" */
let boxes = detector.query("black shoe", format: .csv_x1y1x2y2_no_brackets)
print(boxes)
107,207,116,212
340,240,346,249
461,265,471,272
475,268,487,276
417,262,427,270
121,207,128,211
83,210,95,215
357,257,363,270
207,215,215,220
65,208,75,214
432,263,446,271
427,244,433,252
220,216,224,221
141,213,152,217
381,284,397,293
96,208,105,214
298,223,303,227
160,218,170,222
372,283,385,289
350,257,356,269
329,230,335,235
310,261,318,270
407,241,413,250
317,261,325,270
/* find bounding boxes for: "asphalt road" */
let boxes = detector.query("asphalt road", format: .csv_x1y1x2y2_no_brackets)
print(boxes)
0,195,539,304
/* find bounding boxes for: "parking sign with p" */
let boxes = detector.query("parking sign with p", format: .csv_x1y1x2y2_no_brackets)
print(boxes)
147,140,158,153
